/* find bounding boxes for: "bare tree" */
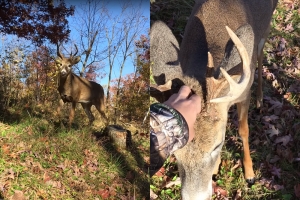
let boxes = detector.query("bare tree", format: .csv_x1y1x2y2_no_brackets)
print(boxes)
113,2,148,122
104,1,148,121
71,0,109,77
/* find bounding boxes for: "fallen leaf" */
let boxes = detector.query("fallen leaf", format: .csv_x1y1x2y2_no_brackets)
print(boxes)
2,144,10,154
108,187,117,196
273,184,284,191
6,168,15,180
98,189,110,199
269,155,280,163
294,184,300,198
270,165,281,178
57,163,66,170
165,177,181,188
231,159,242,171
125,171,135,181
275,135,292,146
11,190,25,200
234,189,242,200
43,171,51,182
266,124,280,137
150,188,158,199
262,115,279,122
154,167,165,177
45,180,62,189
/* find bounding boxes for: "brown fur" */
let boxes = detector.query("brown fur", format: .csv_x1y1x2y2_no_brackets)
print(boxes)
55,44,107,127
150,0,277,199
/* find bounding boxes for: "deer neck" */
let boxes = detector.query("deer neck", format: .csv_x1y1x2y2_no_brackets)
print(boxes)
58,72,74,88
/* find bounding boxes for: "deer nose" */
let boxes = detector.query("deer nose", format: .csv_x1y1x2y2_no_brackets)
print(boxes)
61,68,67,75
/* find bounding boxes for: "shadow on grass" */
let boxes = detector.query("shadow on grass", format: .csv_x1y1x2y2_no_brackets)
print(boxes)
219,70,300,199
93,125,150,199
0,107,22,124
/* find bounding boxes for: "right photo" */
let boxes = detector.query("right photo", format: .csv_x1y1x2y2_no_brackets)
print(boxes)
150,0,300,199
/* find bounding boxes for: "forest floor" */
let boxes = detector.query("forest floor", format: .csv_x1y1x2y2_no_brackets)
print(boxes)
0,105,149,200
150,0,300,199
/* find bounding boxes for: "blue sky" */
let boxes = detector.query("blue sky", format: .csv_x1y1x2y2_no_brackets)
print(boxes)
0,0,150,93
64,0,150,88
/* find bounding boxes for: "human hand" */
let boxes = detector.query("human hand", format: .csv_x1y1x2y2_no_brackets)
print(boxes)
163,86,201,142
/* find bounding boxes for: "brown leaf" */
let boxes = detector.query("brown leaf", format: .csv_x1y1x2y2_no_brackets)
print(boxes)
45,180,62,189
2,144,10,154
266,125,280,137
269,155,280,163
125,171,135,181
11,190,26,200
57,163,66,170
108,187,117,196
154,167,165,177
98,189,110,199
6,168,15,180
234,189,242,200
231,159,242,171
270,165,281,178
294,184,300,198
273,184,284,191
275,135,292,146
73,165,80,177
43,171,51,182
262,115,279,122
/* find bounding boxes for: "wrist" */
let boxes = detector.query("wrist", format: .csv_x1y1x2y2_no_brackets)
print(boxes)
150,103,189,154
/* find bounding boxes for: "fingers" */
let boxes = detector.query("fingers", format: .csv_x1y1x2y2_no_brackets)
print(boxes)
178,85,192,98
165,85,192,103
189,94,201,113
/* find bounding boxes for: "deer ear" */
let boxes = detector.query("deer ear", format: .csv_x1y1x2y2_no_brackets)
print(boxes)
73,56,81,64
150,21,182,85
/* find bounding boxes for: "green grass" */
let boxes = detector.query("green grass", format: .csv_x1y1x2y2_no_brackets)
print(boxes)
0,105,149,199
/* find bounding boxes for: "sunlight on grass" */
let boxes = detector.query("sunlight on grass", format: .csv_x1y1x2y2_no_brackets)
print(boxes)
0,106,149,199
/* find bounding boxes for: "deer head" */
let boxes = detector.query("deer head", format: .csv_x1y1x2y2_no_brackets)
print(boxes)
150,20,254,199
55,44,81,77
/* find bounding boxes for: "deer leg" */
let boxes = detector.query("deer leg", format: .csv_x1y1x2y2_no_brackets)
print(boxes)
213,153,221,175
56,99,64,117
95,101,108,124
256,38,265,109
81,103,95,125
69,102,76,127
237,96,255,184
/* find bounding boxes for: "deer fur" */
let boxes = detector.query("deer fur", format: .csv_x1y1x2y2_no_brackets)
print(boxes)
150,0,277,199
55,44,107,126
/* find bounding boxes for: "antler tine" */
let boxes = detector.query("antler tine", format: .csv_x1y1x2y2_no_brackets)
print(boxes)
207,52,214,68
210,26,251,104
72,44,79,57
57,43,64,59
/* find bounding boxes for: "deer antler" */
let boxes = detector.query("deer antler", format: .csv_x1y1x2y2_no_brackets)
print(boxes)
72,44,79,57
210,26,251,104
57,43,64,59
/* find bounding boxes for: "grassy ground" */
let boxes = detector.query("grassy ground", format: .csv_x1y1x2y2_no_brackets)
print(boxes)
0,103,149,199
150,0,300,199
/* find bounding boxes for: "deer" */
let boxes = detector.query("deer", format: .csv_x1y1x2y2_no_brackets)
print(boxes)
55,44,107,127
150,0,277,199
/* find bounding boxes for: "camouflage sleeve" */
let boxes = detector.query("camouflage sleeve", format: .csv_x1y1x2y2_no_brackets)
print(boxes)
150,103,189,176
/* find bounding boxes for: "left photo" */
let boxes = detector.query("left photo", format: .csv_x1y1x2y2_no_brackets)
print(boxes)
0,0,150,199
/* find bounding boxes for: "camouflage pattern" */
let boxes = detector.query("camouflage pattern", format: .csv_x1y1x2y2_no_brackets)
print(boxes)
150,103,189,176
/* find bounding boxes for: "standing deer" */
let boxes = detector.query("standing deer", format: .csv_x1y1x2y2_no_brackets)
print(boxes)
150,0,277,199
55,44,107,127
